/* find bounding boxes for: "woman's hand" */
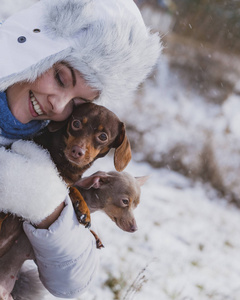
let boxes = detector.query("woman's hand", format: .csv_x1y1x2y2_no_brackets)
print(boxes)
37,201,65,229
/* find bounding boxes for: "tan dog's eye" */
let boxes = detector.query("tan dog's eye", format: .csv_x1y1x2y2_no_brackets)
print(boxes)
72,120,82,130
98,132,108,142
121,198,129,206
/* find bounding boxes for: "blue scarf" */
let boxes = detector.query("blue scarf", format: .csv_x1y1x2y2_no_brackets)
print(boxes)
0,92,48,139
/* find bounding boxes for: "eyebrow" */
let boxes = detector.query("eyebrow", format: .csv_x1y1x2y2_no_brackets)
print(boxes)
62,62,99,102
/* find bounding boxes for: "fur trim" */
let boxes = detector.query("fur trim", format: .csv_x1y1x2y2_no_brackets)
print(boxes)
44,0,93,38
45,0,162,101
0,141,68,224
0,49,71,94
0,0,161,102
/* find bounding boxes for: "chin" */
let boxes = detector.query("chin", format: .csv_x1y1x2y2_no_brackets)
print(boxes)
17,116,32,124
9,105,29,124
11,113,27,124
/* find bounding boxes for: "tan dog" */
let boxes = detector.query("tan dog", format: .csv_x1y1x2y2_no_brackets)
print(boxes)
73,171,147,232
0,171,147,299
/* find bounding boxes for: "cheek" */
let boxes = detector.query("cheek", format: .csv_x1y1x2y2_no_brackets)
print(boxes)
31,74,53,92
6,83,29,111
50,105,73,121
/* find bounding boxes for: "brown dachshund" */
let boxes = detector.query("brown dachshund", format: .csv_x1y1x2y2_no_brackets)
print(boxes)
0,171,147,299
34,102,132,184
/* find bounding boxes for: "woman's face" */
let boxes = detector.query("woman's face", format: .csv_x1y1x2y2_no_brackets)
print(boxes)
6,63,99,124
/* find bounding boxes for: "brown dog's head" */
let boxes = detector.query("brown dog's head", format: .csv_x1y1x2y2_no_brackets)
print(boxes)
48,103,131,172
75,171,148,233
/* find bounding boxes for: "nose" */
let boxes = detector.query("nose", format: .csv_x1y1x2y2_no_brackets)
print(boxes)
48,93,71,115
71,145,86,159
130,225,138,232
129,223,138,232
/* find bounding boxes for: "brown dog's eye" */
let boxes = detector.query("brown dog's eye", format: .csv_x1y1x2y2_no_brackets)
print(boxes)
72,120,81,130
98,132,108,142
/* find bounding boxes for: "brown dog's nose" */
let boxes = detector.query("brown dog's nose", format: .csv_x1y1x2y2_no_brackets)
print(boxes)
71,145,85,158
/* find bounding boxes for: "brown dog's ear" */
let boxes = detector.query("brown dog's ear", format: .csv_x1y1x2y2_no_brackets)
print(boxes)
114,123,132,172
47,119,68,132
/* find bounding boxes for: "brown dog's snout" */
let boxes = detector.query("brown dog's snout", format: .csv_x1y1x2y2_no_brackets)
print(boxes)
71,145,86,158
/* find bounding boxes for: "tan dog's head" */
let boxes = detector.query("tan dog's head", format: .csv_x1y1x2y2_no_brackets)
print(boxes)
75,171,148,232
48,103,131,172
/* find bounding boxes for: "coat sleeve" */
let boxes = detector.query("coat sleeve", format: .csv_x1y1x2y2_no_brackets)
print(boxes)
23,195,99,298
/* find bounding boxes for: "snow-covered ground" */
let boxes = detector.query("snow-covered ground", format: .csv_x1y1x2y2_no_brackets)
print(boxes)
2,1,240,299
80,157,240,300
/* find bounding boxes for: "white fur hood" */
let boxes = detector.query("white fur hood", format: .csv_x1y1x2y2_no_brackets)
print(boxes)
0,0,161,102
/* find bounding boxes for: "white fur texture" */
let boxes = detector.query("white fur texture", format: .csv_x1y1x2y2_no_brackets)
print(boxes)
0,140,68,224
0,0,161,102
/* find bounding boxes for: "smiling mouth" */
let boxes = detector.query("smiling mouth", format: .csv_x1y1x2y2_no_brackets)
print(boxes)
29,91,44,116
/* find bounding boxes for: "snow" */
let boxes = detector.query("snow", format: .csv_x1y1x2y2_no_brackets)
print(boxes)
222,95,240,138
1,1,240,299
80,159,240,300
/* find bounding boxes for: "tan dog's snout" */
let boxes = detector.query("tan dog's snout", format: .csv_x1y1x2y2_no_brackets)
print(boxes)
112,209,138,233
129,219,138,232
125,217,138,233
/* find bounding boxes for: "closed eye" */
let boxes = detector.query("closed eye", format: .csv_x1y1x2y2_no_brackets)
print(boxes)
54,63,75,88
55,71,64,87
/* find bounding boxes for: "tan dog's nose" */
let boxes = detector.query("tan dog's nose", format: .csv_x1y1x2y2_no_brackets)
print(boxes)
127,218,138,232
129,223,138,232
71,145,85,158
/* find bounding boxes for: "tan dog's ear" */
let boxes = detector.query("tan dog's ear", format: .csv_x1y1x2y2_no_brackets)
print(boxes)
114,123,132,172
135,176,149,186
47,119,68,132
75,171,110,189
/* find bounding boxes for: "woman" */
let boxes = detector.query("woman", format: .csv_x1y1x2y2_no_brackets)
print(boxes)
0,0,161,297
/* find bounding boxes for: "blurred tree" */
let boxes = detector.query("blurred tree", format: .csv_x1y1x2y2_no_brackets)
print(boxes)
172,0,240,52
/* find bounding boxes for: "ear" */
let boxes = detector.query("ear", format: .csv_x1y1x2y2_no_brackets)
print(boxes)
135,176,149,186
114,123,132,172
47,119,68,132
74,172,110,190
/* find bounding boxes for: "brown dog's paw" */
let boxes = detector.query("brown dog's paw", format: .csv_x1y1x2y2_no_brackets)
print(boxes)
69,187,91,228
90,230,104,249
73,201,91,228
